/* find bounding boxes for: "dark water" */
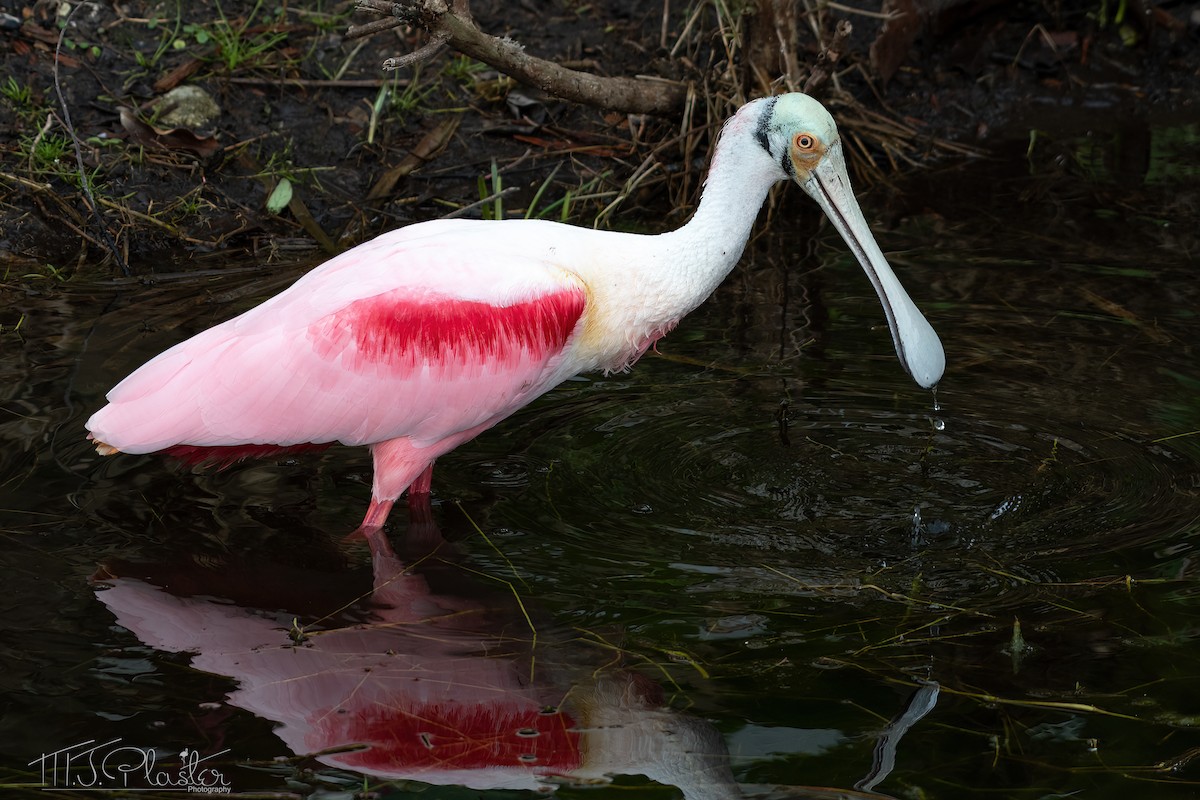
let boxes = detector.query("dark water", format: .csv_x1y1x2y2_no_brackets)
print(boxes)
3,115,1199,799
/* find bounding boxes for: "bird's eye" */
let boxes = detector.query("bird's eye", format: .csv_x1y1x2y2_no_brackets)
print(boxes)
794,133,819,153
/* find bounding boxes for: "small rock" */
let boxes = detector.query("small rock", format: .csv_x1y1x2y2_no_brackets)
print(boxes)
156,85,221,132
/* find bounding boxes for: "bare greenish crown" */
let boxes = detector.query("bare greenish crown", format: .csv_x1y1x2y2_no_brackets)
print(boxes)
752,93,840,178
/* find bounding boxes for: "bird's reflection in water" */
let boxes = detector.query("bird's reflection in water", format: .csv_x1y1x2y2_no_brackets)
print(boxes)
92,500,743,798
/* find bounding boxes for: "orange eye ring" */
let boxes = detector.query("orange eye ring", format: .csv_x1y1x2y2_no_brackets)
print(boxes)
793,133,819,153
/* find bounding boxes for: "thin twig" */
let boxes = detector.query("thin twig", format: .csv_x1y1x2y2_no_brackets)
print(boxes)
345,15,406,40
227,76,410,88
383,30,449,71
54,1,130,275
439,186,518,219
27,113,53,174
825,1,903,20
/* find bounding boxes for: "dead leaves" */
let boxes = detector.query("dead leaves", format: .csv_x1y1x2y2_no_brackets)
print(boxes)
117,107,221,158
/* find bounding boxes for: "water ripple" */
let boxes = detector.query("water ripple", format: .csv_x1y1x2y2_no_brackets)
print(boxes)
503,361,1199,611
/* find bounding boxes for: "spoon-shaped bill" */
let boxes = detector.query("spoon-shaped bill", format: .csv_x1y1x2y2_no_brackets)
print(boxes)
798,142,945,389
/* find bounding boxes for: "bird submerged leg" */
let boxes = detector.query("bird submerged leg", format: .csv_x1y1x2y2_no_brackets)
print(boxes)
355,438,436,532
357,467,438,566
357,420,501,532
358,496,397,532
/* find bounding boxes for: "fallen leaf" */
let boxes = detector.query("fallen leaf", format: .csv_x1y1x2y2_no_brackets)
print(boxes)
118,106,221,158
266,178,293,214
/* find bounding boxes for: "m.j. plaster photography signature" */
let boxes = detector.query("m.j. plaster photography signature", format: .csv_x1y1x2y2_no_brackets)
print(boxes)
29,738,231,793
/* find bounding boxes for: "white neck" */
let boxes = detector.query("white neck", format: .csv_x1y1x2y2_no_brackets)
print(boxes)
548,102,783,373
643,106,782,320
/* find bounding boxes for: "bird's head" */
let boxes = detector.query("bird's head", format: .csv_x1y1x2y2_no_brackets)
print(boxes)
751,93,946,390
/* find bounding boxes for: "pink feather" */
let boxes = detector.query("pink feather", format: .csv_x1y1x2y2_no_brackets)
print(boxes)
88,223,589,530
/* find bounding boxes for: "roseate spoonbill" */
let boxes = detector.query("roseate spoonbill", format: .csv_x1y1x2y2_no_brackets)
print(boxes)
87,93,945,531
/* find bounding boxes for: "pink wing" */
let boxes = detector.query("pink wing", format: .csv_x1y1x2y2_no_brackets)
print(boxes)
87,222,588,456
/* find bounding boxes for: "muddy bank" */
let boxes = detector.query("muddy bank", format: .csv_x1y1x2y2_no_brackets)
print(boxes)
0,0,1197,270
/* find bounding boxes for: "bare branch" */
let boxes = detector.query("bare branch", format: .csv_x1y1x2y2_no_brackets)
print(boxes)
346,0,420,39
345,15,405,40
803,19,853,95
383,31,449,72
348,0,686,116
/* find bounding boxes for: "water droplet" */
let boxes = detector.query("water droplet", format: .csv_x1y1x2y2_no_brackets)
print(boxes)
933,418,946,431
911,505,926,547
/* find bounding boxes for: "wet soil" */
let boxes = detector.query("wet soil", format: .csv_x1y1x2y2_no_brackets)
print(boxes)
1,0,1198,272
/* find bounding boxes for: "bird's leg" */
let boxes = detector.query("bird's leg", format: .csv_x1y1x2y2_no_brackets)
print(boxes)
352,467,431,543
353,439,436,534
406,463,435,527
409,462,434,495
360,464,434,532
358,496,396,532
